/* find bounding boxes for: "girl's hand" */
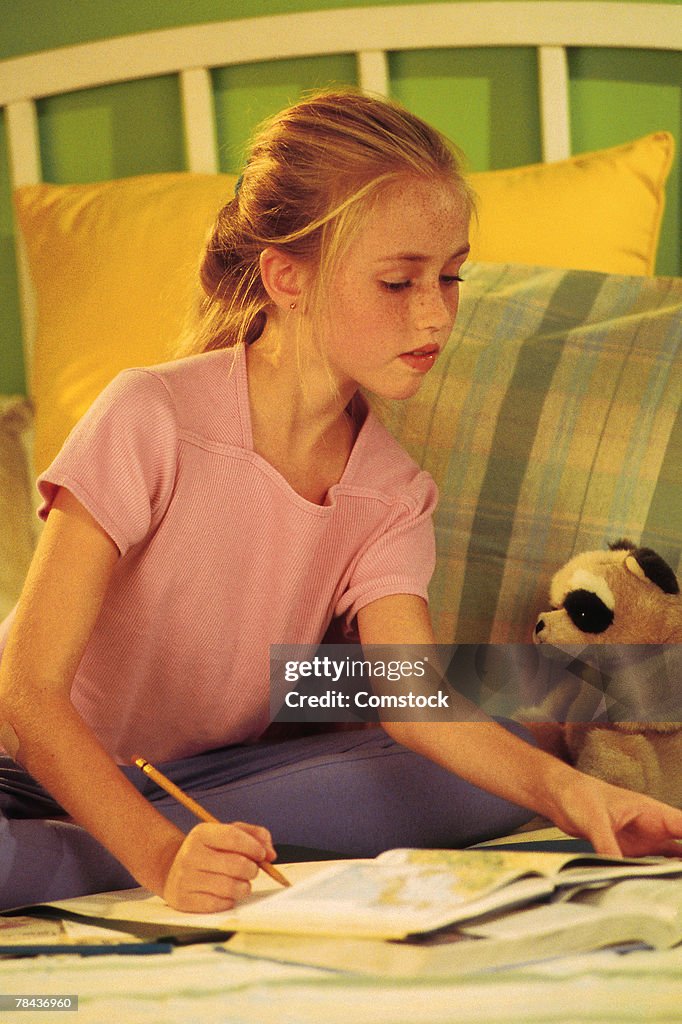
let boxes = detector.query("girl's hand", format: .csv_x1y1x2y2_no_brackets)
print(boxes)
162,821,277,913
552,771,682,859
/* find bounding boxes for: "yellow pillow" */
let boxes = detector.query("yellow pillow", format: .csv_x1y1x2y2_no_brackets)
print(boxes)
14,132,674,473
468,132,674,276
15,173,236,474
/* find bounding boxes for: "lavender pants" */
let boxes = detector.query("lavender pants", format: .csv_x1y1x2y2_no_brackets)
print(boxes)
0,725,534,909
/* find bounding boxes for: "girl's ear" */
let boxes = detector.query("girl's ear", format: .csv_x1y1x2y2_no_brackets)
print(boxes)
259,247,307,311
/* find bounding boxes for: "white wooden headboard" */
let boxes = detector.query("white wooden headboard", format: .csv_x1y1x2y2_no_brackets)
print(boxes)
1,1,680,184
1,0,680,367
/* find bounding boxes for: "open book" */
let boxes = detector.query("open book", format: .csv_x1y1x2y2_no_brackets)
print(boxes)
30,847,682,942
227,873,682,977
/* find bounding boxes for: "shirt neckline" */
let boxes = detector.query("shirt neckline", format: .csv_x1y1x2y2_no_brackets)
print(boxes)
233,342,375,508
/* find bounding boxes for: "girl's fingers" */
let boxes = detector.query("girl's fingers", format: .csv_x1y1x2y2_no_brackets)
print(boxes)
585,820,622,858
190,846,260,881
655,839,682,858
231,821,277,860
162,820,277,912
660,806,682,838
168,878,252,915
563,774,682,860
191,875,252,903
188,821,270,862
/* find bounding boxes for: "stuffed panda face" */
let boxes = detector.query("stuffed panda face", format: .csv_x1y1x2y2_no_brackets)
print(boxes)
534,563,616,644
563,587,614,635
534,543,682,645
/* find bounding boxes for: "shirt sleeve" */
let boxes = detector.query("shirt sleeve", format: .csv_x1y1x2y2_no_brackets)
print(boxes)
335,468,438,625
37,369,178,556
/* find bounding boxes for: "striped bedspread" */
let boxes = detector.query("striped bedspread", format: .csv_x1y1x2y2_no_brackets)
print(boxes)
373,262,682,645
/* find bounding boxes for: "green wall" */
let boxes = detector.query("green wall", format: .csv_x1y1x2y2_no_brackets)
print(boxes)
1,0,680,394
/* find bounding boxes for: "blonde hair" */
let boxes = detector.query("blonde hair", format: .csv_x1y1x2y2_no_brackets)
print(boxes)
186,89,473,354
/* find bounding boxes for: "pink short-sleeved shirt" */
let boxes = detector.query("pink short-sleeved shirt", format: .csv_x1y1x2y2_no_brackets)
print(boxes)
5,346,437,764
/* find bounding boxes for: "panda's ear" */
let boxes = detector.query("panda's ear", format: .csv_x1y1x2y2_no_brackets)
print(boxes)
609,538,636,552
625,548,680,595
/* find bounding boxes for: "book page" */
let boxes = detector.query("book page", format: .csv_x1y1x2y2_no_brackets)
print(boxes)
238,851,682,939
31,861,342,933
232,854,557,938
32,855,554,940
464,875,682,950
574,876,682,922
380,848,582,878
381,847,668,876
22,850,682,943
0,916,65,945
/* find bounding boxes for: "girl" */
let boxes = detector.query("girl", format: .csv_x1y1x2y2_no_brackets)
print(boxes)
0,91,680,913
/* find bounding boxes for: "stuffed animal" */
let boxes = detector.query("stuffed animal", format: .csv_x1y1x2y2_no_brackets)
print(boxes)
522,540,682,808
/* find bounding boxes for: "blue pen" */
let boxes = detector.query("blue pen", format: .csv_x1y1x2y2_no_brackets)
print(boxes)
0,941,173,958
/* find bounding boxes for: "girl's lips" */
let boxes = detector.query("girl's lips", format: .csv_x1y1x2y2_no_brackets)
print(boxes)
399,346,440,372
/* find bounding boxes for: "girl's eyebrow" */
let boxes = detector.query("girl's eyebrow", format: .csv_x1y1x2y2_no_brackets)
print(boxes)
377,244,470,264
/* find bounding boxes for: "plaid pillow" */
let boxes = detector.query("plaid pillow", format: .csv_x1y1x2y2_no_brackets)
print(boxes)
372,263,682,643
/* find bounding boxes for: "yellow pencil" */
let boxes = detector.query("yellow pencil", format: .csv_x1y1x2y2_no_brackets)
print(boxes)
133,756,291,888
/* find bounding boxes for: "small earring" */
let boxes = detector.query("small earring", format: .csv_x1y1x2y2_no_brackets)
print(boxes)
289,301,297,310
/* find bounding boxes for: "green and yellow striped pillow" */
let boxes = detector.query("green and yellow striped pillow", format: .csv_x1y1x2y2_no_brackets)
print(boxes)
372,263,682,644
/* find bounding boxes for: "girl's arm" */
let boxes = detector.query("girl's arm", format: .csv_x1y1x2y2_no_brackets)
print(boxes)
357,594,682,858
0,488,275,912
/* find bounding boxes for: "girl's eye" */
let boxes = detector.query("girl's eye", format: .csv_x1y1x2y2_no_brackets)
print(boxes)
380,274,464,292
380,280,412,292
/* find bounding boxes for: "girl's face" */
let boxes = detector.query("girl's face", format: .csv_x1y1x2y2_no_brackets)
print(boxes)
317,175,470,401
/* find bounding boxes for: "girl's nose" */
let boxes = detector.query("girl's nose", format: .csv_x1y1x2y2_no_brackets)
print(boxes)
413,287,456,332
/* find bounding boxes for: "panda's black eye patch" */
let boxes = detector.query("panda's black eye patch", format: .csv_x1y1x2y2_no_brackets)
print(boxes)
563,589,614,634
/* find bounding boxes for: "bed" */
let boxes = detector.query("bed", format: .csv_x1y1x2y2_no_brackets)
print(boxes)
0,3,681,1021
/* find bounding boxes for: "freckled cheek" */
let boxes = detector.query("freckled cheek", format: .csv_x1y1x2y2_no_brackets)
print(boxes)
344,290,397,330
